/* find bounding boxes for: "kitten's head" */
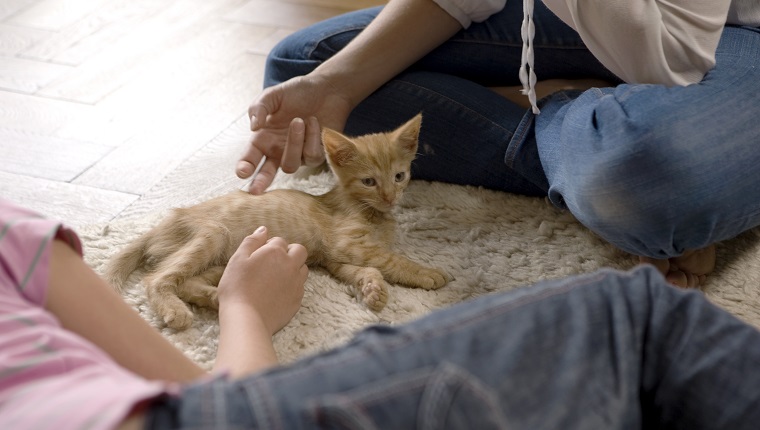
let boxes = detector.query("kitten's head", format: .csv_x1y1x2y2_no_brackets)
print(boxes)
322,113,422,213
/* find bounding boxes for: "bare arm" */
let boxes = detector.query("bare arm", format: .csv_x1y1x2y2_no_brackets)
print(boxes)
47,226,307,381
312,0,463,107
240,0,463,194
46,240,206,382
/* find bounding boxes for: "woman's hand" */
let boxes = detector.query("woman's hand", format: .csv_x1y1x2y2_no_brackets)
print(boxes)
238,74,354,194
237,0,462,195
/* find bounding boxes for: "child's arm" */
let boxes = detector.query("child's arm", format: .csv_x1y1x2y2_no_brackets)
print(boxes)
212,227,308,377
46,225,307,381
45,239,206,382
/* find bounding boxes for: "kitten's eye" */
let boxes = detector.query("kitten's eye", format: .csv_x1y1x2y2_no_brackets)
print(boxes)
362,178,376,187
395,172,406,182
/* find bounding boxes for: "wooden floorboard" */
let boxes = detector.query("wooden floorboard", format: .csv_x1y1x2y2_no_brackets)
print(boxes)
7,0,111,31
0,54,73,93
0,90,98,137
118,115,251,220
0,22,52,56
0,129,112,181
18,0,163,65
0,171,138,228
1,0,384,225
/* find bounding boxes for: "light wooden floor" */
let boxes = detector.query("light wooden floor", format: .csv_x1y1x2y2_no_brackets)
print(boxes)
0,0,383,228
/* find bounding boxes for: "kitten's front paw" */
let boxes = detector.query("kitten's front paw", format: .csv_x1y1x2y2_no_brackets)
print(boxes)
359,278,389,312
416,267,451,290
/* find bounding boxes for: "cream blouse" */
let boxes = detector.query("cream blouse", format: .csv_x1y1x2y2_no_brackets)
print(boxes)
433,0,760,112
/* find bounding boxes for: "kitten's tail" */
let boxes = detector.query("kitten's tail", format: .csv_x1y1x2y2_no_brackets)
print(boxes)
103,234,149,292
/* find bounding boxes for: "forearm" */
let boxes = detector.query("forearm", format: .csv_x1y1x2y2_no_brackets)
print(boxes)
315,0,462,107
46,240,206,382
213,302,279,378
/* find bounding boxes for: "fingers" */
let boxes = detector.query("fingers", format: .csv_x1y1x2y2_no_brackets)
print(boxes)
264,237,309,271
237,134,265,179
238,131,280,193
248,87,278,131
302,116,324,167
281,118,305,173
235,226,269,257
238,229,307,262
236,160,254,179
238,154,278,194
287,243,308,266
280,116,324,173
289,243,309,284
247,160,279,195
249,103,268,131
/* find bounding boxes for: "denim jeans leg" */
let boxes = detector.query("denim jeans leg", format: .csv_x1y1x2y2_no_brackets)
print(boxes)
264,7,382,88
534,26,760,258
265,3,615,89
264,3,619,194
152,266,760,429
345,70,547,194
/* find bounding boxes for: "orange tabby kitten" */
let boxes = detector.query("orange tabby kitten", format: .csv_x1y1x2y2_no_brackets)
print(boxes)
104,114,450,330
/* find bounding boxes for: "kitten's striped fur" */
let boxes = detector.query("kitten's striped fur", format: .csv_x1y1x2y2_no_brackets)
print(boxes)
104,114,450,329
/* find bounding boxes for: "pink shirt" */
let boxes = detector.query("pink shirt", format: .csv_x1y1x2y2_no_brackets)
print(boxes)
0,199,172,429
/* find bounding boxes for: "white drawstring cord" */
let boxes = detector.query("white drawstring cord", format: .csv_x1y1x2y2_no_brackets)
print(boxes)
519,0,540,114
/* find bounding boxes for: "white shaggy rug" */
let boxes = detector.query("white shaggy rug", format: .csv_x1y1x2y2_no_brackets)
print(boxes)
80,171,760,370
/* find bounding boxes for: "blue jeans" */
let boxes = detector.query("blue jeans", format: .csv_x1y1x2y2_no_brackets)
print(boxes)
263,3,760,259
145,266,760,429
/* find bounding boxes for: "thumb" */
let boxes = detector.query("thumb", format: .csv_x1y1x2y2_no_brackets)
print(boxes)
249,85,283,131
235,226,269,257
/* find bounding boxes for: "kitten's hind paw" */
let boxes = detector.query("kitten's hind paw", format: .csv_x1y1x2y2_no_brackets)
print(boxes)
162,305,194,330
359,279,389,312
178,281,219,310
146,283,196,330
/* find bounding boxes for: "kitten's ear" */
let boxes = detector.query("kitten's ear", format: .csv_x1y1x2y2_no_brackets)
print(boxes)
392,113,422,156
322,127,358,167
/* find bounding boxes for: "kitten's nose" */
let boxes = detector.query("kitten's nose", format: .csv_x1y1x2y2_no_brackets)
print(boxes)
382,193,395,206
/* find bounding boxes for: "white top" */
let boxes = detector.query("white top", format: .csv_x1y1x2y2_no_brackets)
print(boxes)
433,0,760,112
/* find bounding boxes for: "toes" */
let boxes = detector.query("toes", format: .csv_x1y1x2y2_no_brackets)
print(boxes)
415,268,450,290
639,245,716,289
672,245,716,277
638,256,670,276
360,281,388,312
429,269,451,288
697,274,707,286
665,270,703,289
665,270,688,288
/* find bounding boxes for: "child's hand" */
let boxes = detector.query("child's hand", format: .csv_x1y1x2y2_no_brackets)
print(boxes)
217,226,308,335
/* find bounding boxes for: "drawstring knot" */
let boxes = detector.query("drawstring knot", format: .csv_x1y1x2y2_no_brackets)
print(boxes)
519,0,540,114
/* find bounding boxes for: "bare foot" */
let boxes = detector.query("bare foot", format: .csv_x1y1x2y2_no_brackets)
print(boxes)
489,78,615,110
639,245,716,288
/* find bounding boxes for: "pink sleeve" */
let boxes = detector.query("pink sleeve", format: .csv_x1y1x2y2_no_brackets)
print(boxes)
0,199,82,306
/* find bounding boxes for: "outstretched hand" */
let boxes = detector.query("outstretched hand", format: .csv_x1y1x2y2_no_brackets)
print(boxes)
238,75,354,194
